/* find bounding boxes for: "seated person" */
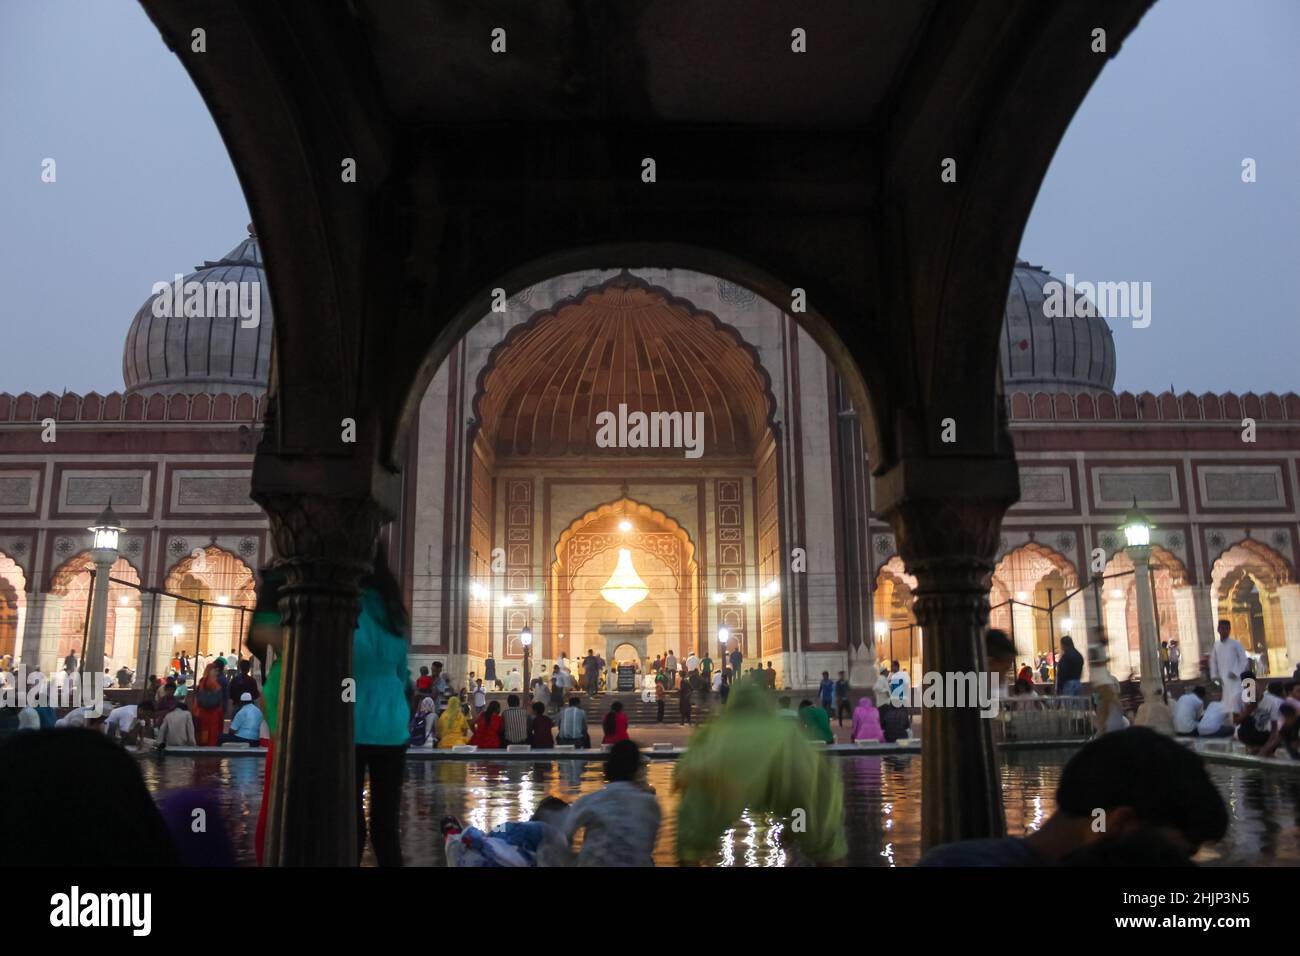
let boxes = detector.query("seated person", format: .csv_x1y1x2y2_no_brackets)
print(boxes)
156,701,196,749
1196,697,1234,738
798,699,834,743
528,701,555,748
217,693,262,745
880,700,911,742
1260,698,1300,759
1171,686,1205,735
1238,682,1286,749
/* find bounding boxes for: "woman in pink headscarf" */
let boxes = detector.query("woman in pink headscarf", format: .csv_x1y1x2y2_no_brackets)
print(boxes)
850,697,884,743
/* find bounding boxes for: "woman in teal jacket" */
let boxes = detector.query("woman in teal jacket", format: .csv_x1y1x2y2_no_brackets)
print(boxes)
353,548,413,866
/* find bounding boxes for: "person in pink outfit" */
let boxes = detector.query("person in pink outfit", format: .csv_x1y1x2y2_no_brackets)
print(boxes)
851,697,884,743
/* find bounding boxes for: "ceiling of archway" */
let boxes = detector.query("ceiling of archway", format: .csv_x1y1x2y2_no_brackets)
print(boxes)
475,277,773,459
355,0,935,126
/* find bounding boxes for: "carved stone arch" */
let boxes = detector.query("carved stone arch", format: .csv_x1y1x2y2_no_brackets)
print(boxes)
551,496,699,660
994,541,1080,593
0,548,27,659
48,551,143,666
1209,537,1294,592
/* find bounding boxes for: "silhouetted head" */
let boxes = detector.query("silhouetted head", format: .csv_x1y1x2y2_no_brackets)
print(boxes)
1053,727,1228,856
605,740,642,782
0,729,176,865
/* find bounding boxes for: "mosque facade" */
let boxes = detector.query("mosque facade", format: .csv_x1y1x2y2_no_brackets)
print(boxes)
1,232,1297,688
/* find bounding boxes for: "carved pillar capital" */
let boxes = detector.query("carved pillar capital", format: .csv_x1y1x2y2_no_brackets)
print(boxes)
885,495,1008,622
257,492,387,591
886,495,1005,573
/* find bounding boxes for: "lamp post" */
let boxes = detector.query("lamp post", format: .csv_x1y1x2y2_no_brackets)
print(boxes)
1119,499,1162,699
717,625,729,672
520,625,533,701
85,501,125,682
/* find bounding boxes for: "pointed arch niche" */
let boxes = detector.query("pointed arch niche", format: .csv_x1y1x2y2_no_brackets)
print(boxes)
550,497,700,663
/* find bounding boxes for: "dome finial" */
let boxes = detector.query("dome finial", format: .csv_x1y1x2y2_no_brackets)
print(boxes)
247,222,257,238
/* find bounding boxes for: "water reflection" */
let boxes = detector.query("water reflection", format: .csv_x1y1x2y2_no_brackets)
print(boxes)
135,749,1300,867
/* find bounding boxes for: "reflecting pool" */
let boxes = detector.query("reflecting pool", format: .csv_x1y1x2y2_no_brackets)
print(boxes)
136,749,1300,866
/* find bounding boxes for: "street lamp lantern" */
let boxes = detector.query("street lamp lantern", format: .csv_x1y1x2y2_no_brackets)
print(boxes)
1120,498,1154,548
83,501,126,680
519,626,533,648
89,500,126,553
874,620,888,640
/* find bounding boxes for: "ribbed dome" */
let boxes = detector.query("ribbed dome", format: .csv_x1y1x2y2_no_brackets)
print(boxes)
1001,260,1116,394
122,228,272,396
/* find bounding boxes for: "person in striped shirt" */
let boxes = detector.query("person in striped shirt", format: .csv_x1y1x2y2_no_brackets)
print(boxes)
501,695,530,745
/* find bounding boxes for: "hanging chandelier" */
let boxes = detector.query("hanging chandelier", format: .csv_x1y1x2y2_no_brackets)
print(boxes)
601,547,649,613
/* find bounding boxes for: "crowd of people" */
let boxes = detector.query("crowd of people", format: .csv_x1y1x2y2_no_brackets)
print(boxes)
1138,621,1300,759
0,556,1282,869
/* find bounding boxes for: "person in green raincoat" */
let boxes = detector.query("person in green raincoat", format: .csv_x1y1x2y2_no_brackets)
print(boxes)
672,673,847,864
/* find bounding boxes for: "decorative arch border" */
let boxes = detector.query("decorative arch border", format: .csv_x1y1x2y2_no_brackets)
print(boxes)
0,549,28,659
0,547,29,594
48,542,145,592
1103,544,1191,589
994,541,1080,591
161,542,257,590
46,551,143,665
554,497,697,580
550,496,700,659
1207,537,1295,592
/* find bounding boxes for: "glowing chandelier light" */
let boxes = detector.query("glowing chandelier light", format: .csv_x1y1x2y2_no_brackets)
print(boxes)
601,547,650,613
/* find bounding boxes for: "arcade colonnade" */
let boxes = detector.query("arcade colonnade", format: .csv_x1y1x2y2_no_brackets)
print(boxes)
877,537,1300,682
6,543,256,680
404,268,878,691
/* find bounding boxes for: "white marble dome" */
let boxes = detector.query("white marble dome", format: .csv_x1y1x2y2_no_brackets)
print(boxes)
122,228,273,396
1000,260,1116,394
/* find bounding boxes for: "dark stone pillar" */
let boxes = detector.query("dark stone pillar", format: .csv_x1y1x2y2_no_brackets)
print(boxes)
878,459,1017,850
257,493,385,866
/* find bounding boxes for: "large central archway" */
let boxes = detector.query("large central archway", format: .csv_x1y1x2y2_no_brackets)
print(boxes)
552,497,699,666
434,270,785,684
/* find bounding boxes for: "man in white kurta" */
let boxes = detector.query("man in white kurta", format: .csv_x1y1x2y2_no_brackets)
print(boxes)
1209,620,1250,715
